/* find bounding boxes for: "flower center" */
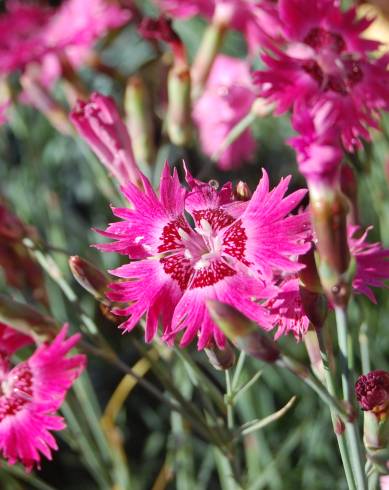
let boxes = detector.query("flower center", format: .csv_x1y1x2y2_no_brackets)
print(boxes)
0,363,33,421
158,210,249,290
302,27,363,95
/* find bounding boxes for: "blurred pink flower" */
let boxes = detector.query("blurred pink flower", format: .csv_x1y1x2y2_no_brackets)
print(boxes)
70,92,142,187
349,226,389,303
157,0,282,51
97,163,309,349
265,278,310,341
0,325,85,471
289,102,343,185
193,55,256,170
254,0,389,151
0,0,131,84
381,475,389,490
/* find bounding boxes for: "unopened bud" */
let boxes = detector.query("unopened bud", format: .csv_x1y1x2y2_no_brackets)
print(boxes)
340,164,358,225
309,187,351,306
204,340,236,370
234,181,252,201
125,76,156,169
0,294,58,343
299,286,328,330
167,66,192,146
206,300,280,363
298,246,322,294
69,256,109,304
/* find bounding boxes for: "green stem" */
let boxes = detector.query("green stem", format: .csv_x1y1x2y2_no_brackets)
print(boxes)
335,307,368,490
232,351,246,391
211,110,257,162
359,322,371,374
317,330,356,490
225,370,234,430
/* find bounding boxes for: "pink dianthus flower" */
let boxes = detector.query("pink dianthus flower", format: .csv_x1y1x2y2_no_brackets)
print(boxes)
0,324,85,471
349,226,389,303
0,0,131,85
97,163,309,349
254,0,389,152
193,55,256,170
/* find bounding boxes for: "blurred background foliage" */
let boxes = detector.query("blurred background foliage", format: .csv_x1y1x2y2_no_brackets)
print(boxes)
0,1,389,489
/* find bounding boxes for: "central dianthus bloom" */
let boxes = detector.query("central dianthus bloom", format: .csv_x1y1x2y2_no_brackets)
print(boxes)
158,210,249,290
98,163,310,349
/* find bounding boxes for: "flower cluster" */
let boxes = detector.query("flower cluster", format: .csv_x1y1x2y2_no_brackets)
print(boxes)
253,0,389,185
0,324,85,470
0,0,131,87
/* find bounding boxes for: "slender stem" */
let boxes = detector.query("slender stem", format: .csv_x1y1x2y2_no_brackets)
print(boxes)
232,351,246,391
211,110,256,162
317,330,356,490
359,322,371,374
335,307,368,490
225,370,234,430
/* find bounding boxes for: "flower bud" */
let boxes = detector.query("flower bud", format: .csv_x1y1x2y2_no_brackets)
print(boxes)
234,181,252,201
0,294,58,343
340,163,358,225
299,286,328,330
309,187,351,307
167,66,192,146
356,370,389,420
206,300,280,363
125,75,156,169
68,256,109,304
70,92,143,188
298,245,322,294
204,340,236,370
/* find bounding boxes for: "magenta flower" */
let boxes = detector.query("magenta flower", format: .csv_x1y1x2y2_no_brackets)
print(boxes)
254,0,389,151
381,475,389,490
70,92,142,187
265,278,310,341
289,102,343,186
97,163,309,349
193,55,256,170
349,226,389,303
157,0,282,51
0,324,85,471
0,0,131,84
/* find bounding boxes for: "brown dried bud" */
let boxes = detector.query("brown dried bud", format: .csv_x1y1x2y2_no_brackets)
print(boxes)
356,370,389,420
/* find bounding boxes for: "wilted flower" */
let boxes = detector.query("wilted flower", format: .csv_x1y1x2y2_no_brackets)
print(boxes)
193,55,256,170
355,370,389,418
254,0,389,152
0,324,85,471
70,92,143,187
96,162,309,349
